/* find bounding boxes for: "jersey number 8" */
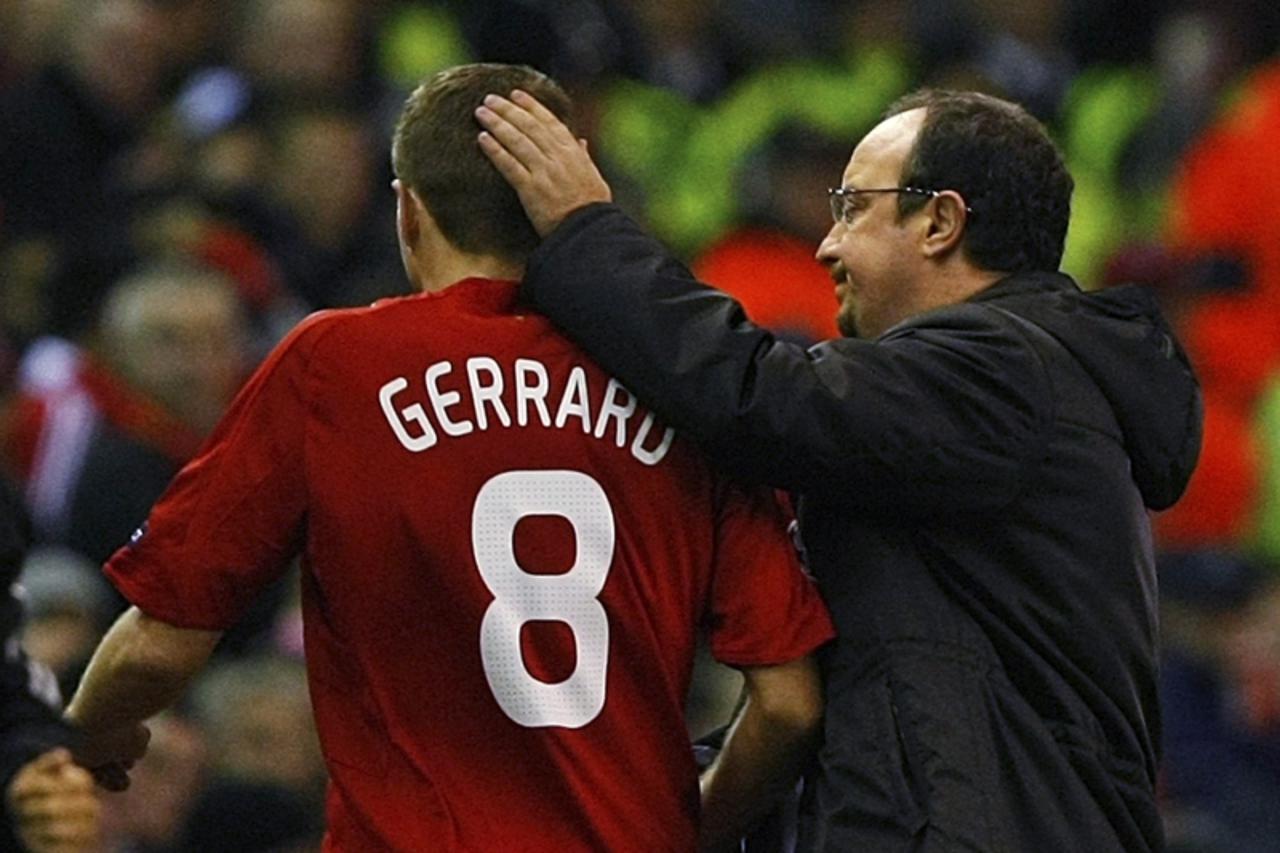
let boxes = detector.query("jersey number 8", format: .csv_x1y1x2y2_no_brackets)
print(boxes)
471,470,615,728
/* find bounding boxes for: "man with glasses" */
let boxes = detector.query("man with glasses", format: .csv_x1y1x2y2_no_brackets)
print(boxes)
475,88,1203,851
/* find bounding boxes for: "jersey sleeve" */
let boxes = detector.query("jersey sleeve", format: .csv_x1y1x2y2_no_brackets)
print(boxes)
705,483,834,667
103,314,332,630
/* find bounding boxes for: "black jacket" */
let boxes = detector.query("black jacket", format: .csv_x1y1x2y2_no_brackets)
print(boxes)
522,204,1202,852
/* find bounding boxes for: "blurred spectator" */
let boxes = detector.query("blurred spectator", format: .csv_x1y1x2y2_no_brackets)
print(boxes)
612,0,741,103
1159,551,1280,853
269,569,306,660
592,5,913,253
692,125,845,343
97,260,247,436
188,656,326,806
180,778,322,853
127,192,305,357
1167,59,1280,408
232,0,373,109
1100,246,1261,550
1148,58,1280,559
1118,8,1242,198
99,713,206,853
2,260,249,563
150,0,237,80
179,655,326,849
0,0,70,85
189,117,270,201
18,547,115,698
959,0,1076,119
263,106,404,308
0,0,200,356
1255,378,1280,563
0,0,173,239
376,2,473,94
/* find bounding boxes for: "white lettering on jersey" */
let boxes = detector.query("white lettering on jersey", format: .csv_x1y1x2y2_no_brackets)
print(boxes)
379,376,438,452
593,379,636,448
467,357,511,430
554,366,591,434
514,358,552,427
378,357,675,465
426,361,474,437
631,412,675,466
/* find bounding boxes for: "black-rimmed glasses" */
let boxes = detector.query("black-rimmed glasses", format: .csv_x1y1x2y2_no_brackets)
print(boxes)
828,186,973,224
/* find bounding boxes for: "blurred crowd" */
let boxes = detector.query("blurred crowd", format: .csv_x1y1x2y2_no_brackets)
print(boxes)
2,0,1280,850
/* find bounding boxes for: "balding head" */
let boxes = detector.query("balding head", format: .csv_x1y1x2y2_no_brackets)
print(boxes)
100,260,248,433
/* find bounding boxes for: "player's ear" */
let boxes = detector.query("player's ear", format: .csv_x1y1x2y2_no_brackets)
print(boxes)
394,179,420,252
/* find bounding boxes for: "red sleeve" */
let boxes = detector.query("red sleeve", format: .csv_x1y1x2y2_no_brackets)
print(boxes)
705,482,834,667
103,314,332,630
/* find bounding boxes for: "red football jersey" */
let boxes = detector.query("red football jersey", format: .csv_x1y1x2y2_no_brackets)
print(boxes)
105,279,834,852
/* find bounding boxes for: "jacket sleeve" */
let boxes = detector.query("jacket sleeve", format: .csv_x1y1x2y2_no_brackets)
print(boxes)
524,204,1054,513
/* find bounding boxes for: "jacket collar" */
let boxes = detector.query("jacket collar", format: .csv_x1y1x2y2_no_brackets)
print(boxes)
967,270,1082,305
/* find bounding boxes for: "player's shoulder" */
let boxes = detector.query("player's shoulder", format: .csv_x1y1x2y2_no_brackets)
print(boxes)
278,295,428,354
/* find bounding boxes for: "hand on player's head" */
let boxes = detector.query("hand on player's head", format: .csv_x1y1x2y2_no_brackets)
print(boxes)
476,89,612,237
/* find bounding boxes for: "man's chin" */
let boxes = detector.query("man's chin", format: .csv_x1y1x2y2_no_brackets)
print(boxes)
836,308,861,339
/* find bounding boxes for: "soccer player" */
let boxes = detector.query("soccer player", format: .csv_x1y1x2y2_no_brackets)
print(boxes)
64,64,834,852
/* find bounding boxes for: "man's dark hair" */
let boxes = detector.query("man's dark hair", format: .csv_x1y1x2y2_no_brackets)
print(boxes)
392,63,575,262
884,89,1073,273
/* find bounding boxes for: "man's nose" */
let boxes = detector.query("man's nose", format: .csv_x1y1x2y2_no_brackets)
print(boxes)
815,228,840,265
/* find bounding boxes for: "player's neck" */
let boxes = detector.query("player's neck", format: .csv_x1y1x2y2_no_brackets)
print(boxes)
413,248,526,294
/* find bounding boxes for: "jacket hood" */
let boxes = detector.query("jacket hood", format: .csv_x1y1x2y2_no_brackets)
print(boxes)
976,272,1203,510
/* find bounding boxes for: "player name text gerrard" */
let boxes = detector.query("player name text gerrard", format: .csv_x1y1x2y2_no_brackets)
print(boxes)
378,356,676,465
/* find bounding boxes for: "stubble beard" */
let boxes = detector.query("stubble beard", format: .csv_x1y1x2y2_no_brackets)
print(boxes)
836,299,862,339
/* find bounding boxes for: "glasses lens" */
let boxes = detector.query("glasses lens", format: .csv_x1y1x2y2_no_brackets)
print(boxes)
829,190,845,224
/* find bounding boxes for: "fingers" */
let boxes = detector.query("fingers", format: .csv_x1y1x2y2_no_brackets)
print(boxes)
24,748,74,774
480,92,577,156
19,804,100,853
18,804,101,853
478,130,531,186
476,102,545,174
509,89,577,145
15,762,96,804
9,750,87,800
9,753,101,853
475,90,613,236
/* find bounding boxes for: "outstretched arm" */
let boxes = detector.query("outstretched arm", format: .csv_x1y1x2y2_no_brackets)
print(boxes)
699,656,823,852
65,607,220,790
477,94,1050,507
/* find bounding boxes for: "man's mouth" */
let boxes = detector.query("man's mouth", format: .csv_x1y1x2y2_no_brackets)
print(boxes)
832,271,852,300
